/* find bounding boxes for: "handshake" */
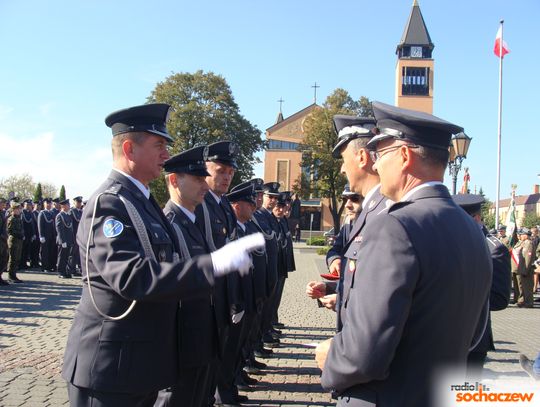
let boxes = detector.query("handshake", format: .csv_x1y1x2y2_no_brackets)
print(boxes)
211,233,265,277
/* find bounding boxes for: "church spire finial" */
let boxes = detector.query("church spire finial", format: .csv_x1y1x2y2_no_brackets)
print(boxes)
413,0,418,6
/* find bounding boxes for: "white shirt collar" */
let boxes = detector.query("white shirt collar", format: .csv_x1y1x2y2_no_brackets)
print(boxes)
209,190,221,204
237,220,246,232
361,184,381,210
113,168,150,199
173,201,196,223
400,181,444,202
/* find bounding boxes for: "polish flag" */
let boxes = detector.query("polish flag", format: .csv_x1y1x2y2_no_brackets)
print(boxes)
494,26,509,58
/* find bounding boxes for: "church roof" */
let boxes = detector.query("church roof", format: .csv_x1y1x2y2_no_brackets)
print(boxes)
266,103,319,133
396,0,434,53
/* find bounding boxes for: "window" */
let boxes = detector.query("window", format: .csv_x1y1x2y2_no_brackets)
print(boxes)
276,160,289,190
402,67,430,96
267,140,299,150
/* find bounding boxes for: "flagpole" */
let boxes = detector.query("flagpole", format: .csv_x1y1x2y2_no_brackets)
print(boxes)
495,20,504,230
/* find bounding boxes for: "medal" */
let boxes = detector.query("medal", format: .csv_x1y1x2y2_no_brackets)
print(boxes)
348,260,356,273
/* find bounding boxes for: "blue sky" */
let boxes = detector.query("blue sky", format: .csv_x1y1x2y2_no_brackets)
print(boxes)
0,0,538,202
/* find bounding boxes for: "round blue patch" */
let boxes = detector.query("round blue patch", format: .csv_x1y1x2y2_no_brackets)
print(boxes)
103,218,124,238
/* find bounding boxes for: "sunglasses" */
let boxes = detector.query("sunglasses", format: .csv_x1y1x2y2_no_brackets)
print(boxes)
342,195,361,203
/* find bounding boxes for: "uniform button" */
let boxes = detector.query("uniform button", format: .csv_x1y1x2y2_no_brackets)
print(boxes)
353,251,357,256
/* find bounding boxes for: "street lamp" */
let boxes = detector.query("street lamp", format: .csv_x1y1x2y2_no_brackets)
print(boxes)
447,132,472,195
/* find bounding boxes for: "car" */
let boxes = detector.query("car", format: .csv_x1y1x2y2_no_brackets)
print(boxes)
323,228,335,246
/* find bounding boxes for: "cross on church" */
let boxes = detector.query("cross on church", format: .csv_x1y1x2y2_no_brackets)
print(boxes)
311,82,320,104
277,97,284,114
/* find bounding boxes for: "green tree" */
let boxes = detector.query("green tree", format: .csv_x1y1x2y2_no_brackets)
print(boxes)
298,89,372,232
41,182,58,199
147,70,264,206
33,183,43,203
59,185,66,201
521,212,540,228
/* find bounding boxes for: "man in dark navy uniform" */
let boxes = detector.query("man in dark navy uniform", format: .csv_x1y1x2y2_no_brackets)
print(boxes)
68,196,83,274
319,102,492,406
55,199,75,279
38,198,55,272
452,193,511,378
193,140,246,406
306,115,385,331
61,104,263,407
30,200,41,268
20,199,36,270
0,198,9,285
155,145,217,407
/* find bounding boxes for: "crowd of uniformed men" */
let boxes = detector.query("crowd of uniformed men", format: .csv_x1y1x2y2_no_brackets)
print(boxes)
0,195,85,285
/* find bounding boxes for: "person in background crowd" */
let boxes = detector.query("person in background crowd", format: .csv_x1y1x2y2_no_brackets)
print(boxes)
20,199,36,270
38,198,55,272
498,225,511,249
511,227,536,308
55,199,75,279
6,201,24,283
0,198,9,285
68,196,83,275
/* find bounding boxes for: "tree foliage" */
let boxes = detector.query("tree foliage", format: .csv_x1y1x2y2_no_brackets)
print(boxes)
59,185,66,201
33,183,43,203
297,89,372,232
0,174,57,202
147,70,264,206
521,212,540,228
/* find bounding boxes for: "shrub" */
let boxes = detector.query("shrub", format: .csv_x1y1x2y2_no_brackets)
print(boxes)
316,246,330,256
306,236,326,246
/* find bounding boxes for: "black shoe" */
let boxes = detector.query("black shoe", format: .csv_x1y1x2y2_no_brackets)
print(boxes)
215,403,240,407
240,370,259,385
9,277,23,283
235,394,249,402
273,322,285,329
243,365,260,374
236,383,252,392
0,279,10,286
251,359,267,369
59,274,72,279
263,338,280,348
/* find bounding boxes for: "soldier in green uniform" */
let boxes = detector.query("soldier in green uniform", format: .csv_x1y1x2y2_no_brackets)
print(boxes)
498,225,511,249
7,201,24,283
511,227,535,307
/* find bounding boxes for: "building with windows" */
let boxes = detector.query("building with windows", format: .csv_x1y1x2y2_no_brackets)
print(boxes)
263,0,435,231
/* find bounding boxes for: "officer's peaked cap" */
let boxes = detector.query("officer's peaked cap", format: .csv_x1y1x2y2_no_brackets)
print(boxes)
452,193,485,215
227,183,256,205
332,115,376,158
206,141,239,169
262,182,280,196
163,146,210,177
250,178,264,192
368,101,464,150
105,103,173,142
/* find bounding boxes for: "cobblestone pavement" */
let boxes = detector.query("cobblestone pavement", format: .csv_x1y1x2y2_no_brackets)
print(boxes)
1,245,539,406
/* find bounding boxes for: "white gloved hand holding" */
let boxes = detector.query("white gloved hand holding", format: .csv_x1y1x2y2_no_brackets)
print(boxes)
40,237,46,243
231,310,245,324
61,242,67,248
211,233,265,277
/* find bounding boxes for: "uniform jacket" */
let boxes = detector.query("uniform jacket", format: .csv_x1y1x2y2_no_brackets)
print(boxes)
252,208,279,296
7,215,24,240
0,209,7,240
326,221,354,270
322,184,492,407
21,209,36,241
55,211,75,246
236,222,256,313
245,219,268,306
62,170,215,393
69,207,83,236
37,210,55,240
511,239,535,276
164,200,218,367
195,193,243,327
281,217,296,272
471,228,511,354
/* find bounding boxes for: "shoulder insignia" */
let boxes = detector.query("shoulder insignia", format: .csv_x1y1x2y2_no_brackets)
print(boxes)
105,184,122,195
103,218,124,238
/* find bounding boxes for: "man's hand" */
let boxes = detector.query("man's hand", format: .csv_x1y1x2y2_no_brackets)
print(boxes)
315,338,332,370
306,281,326,299
40,237,45,243
319,294,337,311
328,258,341,276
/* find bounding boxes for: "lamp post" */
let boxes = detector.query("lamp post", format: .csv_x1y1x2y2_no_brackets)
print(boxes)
447,132,472,195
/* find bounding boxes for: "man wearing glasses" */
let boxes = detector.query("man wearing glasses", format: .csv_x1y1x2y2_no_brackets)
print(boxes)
319,102,492,406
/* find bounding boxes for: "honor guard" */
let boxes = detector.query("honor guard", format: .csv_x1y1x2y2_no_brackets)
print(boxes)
30,200,41,268
452,193,511,378
320,102,492,406
20,199,36,270
61,103,263,407
68,196,83,274
0,198,10,285
155,145,221,407
55,199,74,278
511,227,536,308
37,198,55,272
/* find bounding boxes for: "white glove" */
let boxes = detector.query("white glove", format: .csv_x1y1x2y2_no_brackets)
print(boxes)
61,243,67,248
231,310,245,324
211,233,265,277
40,237,46,243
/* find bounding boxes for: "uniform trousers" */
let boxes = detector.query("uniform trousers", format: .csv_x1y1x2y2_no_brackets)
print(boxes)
513,272,534,306
271,275,287,325
215,318,246,404
40,240,53,270
7,236,23,277
57,244,73,276
154,364,212,407
0,238,8,276
20,237,32,268
67,383,158,407
30,238,40,267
